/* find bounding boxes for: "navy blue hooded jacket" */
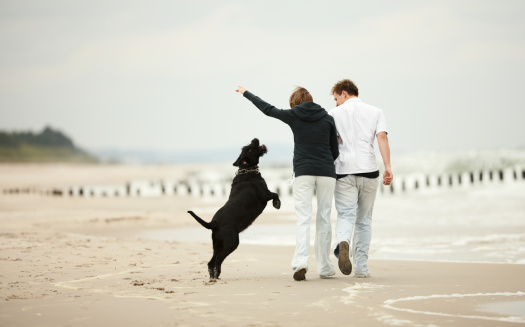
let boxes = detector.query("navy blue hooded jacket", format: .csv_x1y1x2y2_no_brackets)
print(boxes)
243,91,339,178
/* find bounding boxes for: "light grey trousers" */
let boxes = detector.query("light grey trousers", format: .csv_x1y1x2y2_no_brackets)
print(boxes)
334,175,379,276
291,175,336,276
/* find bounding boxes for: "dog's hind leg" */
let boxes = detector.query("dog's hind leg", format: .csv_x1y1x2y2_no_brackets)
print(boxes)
207,254,217,279
213,230,239,279
208,232,223,279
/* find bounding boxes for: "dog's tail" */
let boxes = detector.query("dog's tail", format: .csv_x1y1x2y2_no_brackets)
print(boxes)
187,211,217,230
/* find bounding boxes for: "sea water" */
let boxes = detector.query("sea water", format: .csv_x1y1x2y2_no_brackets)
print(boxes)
139,182,525,264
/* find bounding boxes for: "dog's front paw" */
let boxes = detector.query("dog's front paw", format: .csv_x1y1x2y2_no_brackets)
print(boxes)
273,199,281,209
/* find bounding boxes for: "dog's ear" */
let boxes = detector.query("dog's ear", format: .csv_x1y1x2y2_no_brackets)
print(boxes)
233,152,242,166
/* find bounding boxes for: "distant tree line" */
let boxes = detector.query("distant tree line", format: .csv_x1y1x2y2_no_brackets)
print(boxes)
0,126,75,148
0,126,98,163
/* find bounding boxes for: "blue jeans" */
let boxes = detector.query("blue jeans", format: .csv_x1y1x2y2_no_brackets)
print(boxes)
291,175,336,276
334,175,379,276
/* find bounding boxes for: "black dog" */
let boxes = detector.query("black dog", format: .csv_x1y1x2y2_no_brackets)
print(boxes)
188,138,281,280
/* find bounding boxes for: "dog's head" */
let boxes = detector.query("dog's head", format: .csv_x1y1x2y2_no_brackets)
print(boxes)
233,138,268,168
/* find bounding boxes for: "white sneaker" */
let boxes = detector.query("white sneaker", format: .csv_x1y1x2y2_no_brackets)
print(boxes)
320,271,336,279
355,272,371,278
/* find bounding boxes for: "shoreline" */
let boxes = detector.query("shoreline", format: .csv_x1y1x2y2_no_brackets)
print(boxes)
70,225,525,266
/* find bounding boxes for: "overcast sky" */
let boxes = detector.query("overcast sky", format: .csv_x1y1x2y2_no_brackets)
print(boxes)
1,0,524,156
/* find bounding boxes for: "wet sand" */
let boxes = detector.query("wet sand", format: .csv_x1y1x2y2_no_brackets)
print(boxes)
1,164,525,326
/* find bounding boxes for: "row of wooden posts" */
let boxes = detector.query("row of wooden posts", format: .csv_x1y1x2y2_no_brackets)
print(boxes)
2,166,524,198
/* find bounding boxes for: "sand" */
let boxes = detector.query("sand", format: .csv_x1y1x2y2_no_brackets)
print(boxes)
1,164,525,327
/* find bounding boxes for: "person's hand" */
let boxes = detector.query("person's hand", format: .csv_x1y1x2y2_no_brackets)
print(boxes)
383,168,393,186
236,86,247,94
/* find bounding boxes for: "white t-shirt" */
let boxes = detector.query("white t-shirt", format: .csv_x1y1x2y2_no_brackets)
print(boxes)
328,98,387,174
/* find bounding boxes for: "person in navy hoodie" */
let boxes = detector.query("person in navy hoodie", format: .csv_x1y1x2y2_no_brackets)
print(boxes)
236,85,339,281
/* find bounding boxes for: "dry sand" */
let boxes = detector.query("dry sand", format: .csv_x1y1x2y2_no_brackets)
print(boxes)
1,164,524,327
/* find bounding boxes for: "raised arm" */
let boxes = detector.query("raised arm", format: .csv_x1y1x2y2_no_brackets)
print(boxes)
235,86,293,124
377,131,392,185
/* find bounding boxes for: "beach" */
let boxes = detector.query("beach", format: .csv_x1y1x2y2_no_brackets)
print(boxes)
1,164,525,326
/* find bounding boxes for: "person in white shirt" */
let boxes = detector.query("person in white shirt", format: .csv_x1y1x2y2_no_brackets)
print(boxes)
329,79,393,278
